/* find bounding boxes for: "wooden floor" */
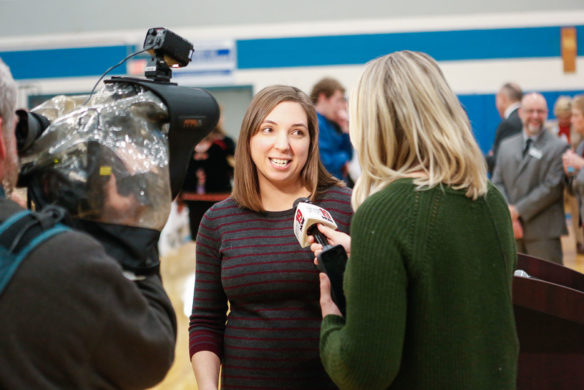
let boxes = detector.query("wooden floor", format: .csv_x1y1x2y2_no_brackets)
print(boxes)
150,219,584,390
150,241,199,390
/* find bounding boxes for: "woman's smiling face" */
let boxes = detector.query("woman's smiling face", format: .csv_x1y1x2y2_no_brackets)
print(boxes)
250,101,310,192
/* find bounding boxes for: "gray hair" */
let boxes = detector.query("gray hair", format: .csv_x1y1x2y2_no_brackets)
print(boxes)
500,82,523,103
0,58,17,140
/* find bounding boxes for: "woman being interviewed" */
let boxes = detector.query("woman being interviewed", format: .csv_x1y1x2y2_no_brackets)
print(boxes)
312,51,518,389
189,85,353,389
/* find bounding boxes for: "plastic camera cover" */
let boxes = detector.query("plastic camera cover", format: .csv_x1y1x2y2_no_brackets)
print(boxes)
20,82,172,230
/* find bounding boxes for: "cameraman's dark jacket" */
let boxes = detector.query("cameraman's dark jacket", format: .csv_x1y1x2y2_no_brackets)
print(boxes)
0,196,177,389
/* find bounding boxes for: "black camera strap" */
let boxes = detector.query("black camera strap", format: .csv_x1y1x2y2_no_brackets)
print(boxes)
0,206,69,296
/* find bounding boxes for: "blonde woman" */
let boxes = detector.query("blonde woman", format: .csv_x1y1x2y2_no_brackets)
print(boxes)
310,51,518,389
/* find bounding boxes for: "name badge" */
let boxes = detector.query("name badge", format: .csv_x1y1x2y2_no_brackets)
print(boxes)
529,147,543,160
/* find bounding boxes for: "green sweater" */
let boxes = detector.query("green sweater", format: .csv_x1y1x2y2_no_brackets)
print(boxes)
320,179,518,389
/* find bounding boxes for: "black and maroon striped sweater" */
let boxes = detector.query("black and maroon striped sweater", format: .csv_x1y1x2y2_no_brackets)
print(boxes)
189,186,352,389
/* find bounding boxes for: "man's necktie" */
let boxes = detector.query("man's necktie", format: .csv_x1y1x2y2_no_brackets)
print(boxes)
522,138,532,158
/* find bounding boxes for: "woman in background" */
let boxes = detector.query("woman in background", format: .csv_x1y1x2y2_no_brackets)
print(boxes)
562,95,584,235
180,118,235,238
189,85,353,389
311,51,518,389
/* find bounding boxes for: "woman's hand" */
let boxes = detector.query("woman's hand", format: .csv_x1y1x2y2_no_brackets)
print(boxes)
308,224,351,258
563,149,584,175
319,273,343,318
192,351,220,390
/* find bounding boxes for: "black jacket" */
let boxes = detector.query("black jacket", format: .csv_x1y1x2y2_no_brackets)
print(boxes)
0,197,176,389
487,108,523,175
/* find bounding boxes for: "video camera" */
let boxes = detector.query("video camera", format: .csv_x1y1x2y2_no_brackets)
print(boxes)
15,28,220,229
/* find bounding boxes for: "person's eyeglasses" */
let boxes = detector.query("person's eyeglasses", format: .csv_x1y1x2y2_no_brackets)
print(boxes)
523,109,547,115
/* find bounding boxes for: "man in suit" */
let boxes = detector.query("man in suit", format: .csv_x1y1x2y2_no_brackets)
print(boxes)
492,92,569,264
486,83,523,176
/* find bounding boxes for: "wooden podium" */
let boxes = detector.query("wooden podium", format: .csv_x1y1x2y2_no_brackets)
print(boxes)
513,253,584,389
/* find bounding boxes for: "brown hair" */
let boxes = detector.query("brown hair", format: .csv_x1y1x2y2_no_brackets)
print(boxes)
232,85,343,212
310,77,345,104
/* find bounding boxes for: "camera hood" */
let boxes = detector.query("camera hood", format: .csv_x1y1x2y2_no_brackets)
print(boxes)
105,76,220,199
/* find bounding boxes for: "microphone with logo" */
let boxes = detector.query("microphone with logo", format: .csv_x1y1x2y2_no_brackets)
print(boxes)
293,197,347,315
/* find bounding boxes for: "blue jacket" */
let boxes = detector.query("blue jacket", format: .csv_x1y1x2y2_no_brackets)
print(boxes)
317,112,353,181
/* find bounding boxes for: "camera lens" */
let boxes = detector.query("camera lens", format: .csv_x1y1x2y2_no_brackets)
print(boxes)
15,109,51,154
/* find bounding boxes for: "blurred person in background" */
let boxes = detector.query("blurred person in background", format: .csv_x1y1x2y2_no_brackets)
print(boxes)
551,96,584,253
310,51,518,389
486,82,523,176
562,95,584,253
549,96,580,147
311,77,353,185
493,92,568,264
180,115,235,239
189,85,353,390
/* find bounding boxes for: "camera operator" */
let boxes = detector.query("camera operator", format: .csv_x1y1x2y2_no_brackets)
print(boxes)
0,58,176,389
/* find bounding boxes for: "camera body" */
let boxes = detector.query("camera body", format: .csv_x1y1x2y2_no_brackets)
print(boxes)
143,27,193,68
143,27,193,82
15,28,219,221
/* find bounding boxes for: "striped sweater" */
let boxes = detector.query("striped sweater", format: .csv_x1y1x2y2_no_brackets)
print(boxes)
189,186,352,389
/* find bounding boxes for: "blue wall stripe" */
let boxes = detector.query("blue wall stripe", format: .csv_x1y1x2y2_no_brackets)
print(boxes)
1,26,581,78
237,25,584,69
0,45,135,80
1,27,582,154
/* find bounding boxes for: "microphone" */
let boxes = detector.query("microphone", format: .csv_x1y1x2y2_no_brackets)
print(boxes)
293,197,338,248
293,197,347,315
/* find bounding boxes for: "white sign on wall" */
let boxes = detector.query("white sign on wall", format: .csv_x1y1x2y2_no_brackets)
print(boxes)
172,39,236,86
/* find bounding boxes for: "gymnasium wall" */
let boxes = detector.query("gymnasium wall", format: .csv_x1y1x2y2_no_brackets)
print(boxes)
0,8,582,153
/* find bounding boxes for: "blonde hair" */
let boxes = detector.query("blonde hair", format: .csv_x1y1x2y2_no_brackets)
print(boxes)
350,51,487,210
232,85,342,211
573,95,584,114
554,96,572,116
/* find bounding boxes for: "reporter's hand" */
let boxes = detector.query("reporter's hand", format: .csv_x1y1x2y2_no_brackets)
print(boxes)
319,273,343,318
508,205,519,221
308,224,351,258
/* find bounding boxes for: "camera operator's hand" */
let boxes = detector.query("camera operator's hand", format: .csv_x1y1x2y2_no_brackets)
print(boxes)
9,189,27,208
308,224,351,258
100,174,146,226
